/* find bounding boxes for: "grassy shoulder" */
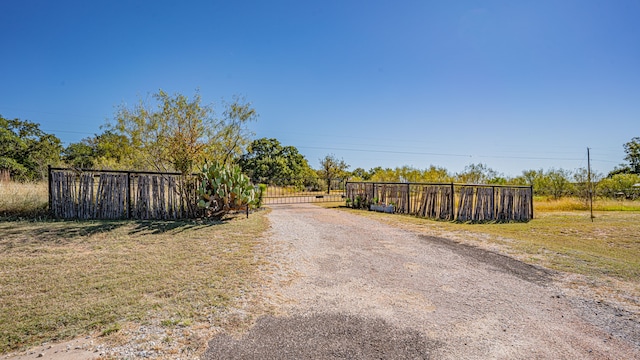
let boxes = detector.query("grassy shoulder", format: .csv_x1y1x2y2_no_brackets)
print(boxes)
0,211,270,354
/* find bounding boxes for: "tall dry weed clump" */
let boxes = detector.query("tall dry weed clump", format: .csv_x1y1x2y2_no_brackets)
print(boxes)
534,195,640,212
0,181,48,218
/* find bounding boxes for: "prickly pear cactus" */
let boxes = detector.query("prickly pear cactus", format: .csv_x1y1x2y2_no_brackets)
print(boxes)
197,162,256,219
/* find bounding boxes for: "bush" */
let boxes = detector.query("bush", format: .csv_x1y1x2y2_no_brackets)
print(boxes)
256,184,267,208
197,162,256,219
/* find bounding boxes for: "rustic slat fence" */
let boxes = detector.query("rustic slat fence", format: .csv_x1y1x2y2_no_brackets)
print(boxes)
0,169,10,182
49,167,200,220
346,182,533,223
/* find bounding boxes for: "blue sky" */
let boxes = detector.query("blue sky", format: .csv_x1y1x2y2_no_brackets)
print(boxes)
1,0,638,177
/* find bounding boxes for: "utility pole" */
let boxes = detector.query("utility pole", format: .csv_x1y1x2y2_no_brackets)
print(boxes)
587,147,594,222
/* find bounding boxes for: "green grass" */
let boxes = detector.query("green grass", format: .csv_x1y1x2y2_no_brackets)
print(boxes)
0,212,269,353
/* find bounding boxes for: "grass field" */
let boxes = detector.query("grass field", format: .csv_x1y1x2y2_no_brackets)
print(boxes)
0,212,270,353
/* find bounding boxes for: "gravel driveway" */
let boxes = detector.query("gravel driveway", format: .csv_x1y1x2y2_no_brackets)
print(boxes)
203,204,639,359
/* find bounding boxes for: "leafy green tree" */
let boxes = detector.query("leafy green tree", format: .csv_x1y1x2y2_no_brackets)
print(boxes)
609,137,640,176
573,167,603,202
370,168,397,182
455,163,498,184
546,168,572,199
63,130,135,170
368,166,452,183
623,137,640,174
0,116,62,180
420,165,452,182
350,167,371,181
92,130,134,168
368,166,383,179
318,154,349,193
598,173,640,198
108,90,257,174
518,169,548,195
63,142,96,168
238,138,316,186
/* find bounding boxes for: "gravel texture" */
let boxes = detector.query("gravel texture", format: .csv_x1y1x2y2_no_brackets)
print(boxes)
204,204,639,359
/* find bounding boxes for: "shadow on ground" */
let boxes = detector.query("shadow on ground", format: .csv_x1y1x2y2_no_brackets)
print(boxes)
0,221,126,248
419,234,553,285
127,220,212,235
202,313,441,360
0,219,215,250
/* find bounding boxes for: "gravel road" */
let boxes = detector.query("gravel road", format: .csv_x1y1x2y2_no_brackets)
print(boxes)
203,204,640,359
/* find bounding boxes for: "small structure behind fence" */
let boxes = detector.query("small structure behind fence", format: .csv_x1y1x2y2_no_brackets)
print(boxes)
346,182,533,223
49,167,199,220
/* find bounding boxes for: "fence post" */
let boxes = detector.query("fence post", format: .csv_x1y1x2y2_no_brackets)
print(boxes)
530,185,534,220
48,165,52,216
492,186,496,221
406,183,410,214
450,183,455,221
373,183,376,203
126,172,132,219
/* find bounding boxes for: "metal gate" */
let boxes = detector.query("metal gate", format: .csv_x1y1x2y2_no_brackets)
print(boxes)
261,178,347,205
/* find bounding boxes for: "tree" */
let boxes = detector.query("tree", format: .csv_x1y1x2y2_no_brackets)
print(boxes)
318,154,349,194
546,168,572,199
368,166,452,183
0,116,62,180
63,142,96,168
609,137,640,176
350,167,371,181
421,165,453,183
624,137,640,174
63,130,135,170
108,90,257,174
455,163,498,184
599,173,640,198
573,167,603,203
518,169,548,194
238,138,316,186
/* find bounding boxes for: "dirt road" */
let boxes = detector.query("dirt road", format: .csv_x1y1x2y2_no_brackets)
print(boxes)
204,204,639,359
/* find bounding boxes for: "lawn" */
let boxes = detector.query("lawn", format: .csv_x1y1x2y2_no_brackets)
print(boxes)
0,213,270,354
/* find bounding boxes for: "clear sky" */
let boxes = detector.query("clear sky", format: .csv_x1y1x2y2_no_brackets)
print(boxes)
1,0,639,177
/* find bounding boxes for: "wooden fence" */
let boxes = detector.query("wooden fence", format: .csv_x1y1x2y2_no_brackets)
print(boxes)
346,182,533,223
0,169,10,182
49,167,200,220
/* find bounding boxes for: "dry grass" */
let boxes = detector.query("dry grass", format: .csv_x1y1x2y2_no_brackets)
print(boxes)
0,212,270,354
534,196,640,212
0,181,48,218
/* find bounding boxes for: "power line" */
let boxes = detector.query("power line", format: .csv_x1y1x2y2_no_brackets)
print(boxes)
297,145,597,162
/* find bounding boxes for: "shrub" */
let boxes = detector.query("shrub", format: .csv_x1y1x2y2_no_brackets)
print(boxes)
256,184,267,208
197,162,256,219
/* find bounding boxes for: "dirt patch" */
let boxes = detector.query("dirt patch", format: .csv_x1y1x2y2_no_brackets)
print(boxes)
204,313,442,359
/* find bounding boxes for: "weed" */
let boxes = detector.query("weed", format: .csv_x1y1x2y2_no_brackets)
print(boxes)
0,181,48,219
101,323,122,337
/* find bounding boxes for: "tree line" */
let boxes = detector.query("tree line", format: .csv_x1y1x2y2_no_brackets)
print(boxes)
1,90,639,200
